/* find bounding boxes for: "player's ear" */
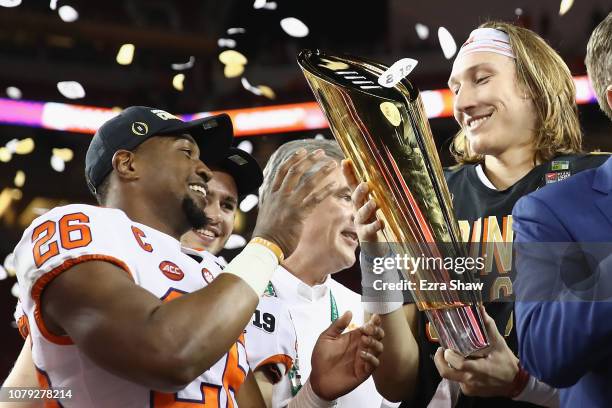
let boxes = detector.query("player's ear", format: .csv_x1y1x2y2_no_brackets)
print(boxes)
112,149,139,182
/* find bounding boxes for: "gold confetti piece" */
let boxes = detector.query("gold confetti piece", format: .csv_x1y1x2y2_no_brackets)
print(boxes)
15,138,34,154
0,147,11,163
224,64,245,78
559,0,574,15
14,170,25,187
172,73,185,91
52,148,73,162
116,43,135,65
318,58,349,71
219,50,248,66
258,85,276,99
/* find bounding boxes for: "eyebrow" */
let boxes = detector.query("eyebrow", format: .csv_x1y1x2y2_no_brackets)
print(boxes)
447,62,496,88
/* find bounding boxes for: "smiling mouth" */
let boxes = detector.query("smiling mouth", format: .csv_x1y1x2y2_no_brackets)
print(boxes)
466,113,492,131
188,184,207,198
193,228,218,241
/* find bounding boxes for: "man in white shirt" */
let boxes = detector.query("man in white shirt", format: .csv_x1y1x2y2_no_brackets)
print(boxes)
257,139,398,408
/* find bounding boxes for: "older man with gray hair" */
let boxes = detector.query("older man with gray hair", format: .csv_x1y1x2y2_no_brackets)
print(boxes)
255,139,398,408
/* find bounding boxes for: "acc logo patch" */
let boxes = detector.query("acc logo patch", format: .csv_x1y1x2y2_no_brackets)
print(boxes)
159,261,184,281
132,121,148,136
202,268,214,284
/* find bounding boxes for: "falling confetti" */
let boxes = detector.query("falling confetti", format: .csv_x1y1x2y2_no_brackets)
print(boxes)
237,140,253,154
262,2,277,10
51,155,65,172
258,85,276,99
14,170,25,187
559,0,574,15
15,138,34,154
49,0,57,10
515,8,523,16
280,17,309,38
314,134,326,140
52,147,73,161
116,44,135,65
217,38,237,48
6,86,22,99
225,234,247,249
438,27,457,60
241,77,263,95
227,27,246,35
57,81,85,99
171,56,195,70
0,0,21,7
58,5,78,22
172,73,185,91
219,50,247,65
224,64,245,78
415,24,429,40
0,147,11,163
253,0,266,9
239,194,259,212
11,282,19,298
378,58,418,88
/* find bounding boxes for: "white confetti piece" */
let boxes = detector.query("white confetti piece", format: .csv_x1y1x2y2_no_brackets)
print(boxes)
227,27,246,35
225,234,247,249
438,27,457,59
415,23,429,40
280,17,309,38
57,81,85,99
58,5,78,22
171,56,195,71
6,86,22,99
239,194,259,212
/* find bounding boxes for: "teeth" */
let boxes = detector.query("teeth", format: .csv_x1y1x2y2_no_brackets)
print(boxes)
467,115,490,130
189,184,207,196
196,228,216,238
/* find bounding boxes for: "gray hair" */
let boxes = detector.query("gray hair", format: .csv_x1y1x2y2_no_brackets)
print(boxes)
586,12,612,121
259,139,345,204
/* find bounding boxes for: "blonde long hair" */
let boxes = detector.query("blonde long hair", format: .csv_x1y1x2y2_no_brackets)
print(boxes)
450,21,582,164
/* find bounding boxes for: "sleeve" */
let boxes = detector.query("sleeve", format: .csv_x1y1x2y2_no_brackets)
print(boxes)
13,300,29,340
512,195,612,387
14,205,135,344
244,296,297,382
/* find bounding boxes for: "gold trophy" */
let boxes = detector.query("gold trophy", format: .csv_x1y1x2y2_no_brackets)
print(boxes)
298,50,489,356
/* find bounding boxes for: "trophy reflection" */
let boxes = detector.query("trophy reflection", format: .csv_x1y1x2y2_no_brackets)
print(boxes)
298,49,489,356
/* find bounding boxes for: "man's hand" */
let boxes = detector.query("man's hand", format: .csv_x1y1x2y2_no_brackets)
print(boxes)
309,312,384,401
253,148,338,257
434,308,520,397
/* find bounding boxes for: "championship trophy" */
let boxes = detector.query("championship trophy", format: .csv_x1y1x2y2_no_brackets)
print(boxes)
298,50,489,356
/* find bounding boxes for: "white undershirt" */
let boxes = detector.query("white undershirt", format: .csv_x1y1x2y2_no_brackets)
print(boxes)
475,164,497,190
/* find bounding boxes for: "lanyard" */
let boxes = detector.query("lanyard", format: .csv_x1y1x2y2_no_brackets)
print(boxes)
265,281,338,396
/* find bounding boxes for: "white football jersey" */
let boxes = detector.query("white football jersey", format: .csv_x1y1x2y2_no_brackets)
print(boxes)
244,294,297,379
14,204,248,408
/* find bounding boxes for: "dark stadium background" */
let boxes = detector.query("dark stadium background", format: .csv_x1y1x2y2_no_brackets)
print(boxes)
1,0,611,379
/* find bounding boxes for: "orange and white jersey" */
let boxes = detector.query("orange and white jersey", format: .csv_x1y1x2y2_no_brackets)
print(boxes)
244,295,297,379
14,203,248,408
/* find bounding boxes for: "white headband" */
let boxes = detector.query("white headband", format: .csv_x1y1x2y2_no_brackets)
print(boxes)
456,28,515,60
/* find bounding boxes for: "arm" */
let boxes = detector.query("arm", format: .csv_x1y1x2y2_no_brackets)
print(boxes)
513,195,612,387
236,370,267,408
253,371,274,408
38,150,340,392
0,338,43,408
342,160,419,402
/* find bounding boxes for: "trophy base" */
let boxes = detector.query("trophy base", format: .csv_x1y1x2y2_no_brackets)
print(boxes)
425,305,489,357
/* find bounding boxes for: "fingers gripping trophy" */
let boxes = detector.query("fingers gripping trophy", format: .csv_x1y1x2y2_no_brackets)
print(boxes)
298,50,489,356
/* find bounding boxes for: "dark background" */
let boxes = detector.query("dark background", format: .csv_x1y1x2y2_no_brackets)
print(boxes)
1,0,611,379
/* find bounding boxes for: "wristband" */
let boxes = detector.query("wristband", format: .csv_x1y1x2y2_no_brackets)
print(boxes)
288,379,337,408
512,374,559,407
360,252,404,315
251,237,285,262
508,362,530,398
221,243,278,296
